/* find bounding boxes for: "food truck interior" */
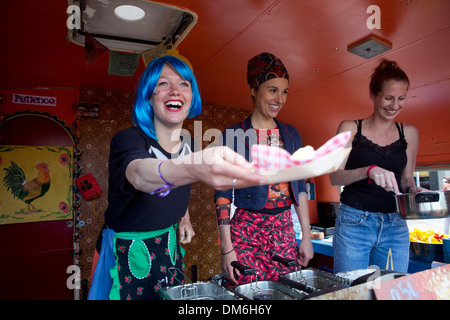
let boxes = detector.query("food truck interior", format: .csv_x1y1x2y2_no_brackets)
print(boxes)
0,0,449,300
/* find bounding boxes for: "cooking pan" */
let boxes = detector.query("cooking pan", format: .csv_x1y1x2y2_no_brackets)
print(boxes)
280,268,350,293
159,281,240,300
228,260,308,300
159,267,240,300
229,280,308,300
395,191,450,219
271,255,349,293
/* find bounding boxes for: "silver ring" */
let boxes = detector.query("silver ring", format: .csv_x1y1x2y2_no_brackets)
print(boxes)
186,235,192,238
232,178,237,189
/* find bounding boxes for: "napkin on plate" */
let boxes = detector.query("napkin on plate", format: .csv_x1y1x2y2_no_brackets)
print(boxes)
251,131,351,172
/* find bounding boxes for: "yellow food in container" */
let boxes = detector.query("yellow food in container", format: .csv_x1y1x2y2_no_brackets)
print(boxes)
409,228,449,244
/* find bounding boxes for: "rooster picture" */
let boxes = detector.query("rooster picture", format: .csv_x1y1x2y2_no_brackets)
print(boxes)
3,161,51,213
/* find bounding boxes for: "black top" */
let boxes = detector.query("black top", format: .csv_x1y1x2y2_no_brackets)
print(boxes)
104,126,193,232
340,120,407,213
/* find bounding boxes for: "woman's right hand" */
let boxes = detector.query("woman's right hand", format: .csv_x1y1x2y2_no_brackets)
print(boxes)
367,165,401,194
221,249,239,286
181,146,267,191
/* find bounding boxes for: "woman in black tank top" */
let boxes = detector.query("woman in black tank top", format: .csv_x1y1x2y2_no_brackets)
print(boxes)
329,60,427,273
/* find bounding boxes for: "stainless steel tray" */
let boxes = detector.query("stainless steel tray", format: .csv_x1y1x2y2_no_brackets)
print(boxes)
279,268,351,292
335,268,406,286
159,281,240,300
229,280,308,300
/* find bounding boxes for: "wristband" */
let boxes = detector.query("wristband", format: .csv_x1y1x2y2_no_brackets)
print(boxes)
366,165,377,184
151,161,174,197
222,247,234,256
366,165,377,178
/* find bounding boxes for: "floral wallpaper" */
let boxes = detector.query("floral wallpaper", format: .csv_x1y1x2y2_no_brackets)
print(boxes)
77,87,251,288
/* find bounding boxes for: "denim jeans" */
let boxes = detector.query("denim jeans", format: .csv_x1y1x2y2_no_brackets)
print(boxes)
333,204,410,273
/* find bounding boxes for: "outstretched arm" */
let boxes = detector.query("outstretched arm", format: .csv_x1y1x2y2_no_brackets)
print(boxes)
126,146,267,194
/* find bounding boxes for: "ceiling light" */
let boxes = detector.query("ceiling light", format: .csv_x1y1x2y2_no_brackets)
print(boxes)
114,5,145,21
68,0,198,53
347,35,392,59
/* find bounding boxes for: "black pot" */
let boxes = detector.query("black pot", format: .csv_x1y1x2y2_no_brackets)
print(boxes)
409,241,444,262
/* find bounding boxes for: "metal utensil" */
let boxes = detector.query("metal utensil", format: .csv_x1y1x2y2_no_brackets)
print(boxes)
168,267,198,300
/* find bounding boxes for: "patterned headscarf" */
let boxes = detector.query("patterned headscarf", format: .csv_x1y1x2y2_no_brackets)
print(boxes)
247,52,289,89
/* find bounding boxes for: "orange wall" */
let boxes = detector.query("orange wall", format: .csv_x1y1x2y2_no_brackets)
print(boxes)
315,174,340,203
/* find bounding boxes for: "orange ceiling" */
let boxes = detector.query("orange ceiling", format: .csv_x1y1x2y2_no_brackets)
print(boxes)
1,0,449,165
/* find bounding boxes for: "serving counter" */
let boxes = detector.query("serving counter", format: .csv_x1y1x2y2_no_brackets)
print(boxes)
300,238,437,273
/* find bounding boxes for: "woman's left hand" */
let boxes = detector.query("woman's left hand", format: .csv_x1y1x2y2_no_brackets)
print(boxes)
178,213,195,244
407,186,429,193
297,237,314,267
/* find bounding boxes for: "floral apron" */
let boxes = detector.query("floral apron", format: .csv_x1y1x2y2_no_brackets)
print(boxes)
230,208,298,284
109,225,185,300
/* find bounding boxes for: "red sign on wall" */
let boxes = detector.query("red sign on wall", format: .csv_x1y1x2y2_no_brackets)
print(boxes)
12,93,57,106
373,264,450,300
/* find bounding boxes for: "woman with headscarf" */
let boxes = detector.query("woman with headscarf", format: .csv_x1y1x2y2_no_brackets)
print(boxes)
214,52,314,285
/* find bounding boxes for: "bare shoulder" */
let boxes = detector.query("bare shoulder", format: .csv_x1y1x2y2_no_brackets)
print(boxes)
335,120,358,148
402,123,419,141
336,120,357,134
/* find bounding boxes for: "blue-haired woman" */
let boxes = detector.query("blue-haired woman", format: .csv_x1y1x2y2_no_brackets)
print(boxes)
89,54,266,300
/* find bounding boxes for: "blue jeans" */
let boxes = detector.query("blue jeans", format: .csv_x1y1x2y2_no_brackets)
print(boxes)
333,204,410,273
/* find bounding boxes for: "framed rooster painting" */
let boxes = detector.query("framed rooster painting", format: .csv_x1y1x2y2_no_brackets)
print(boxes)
0,145,73,225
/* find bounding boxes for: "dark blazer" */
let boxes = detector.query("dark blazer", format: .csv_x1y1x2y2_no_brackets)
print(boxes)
214,115,307,210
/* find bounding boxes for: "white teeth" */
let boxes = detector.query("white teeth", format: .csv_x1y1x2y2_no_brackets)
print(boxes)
165,101,183,108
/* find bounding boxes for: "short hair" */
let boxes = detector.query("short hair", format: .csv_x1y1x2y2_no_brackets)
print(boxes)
369,59,410,96
132,54,202,140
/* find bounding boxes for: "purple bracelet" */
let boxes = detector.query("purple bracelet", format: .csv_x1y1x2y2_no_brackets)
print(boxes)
151,161,173,197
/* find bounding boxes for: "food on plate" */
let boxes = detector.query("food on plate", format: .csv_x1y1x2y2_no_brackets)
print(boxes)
409,228,449,244
291,145,315,161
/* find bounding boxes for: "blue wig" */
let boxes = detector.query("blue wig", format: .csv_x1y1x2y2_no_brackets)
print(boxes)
132,54,202,140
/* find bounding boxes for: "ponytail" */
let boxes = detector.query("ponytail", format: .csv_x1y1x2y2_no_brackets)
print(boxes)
369,59,409,96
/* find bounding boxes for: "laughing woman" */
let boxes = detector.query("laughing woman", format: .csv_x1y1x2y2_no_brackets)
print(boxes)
215,52,313,285
330,59,426,273
89,54,266,300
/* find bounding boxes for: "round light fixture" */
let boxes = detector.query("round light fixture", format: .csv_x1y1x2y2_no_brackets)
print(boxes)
114,5,145,21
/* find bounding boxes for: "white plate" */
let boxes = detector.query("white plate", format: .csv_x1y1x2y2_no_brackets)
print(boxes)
259,146,351,184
